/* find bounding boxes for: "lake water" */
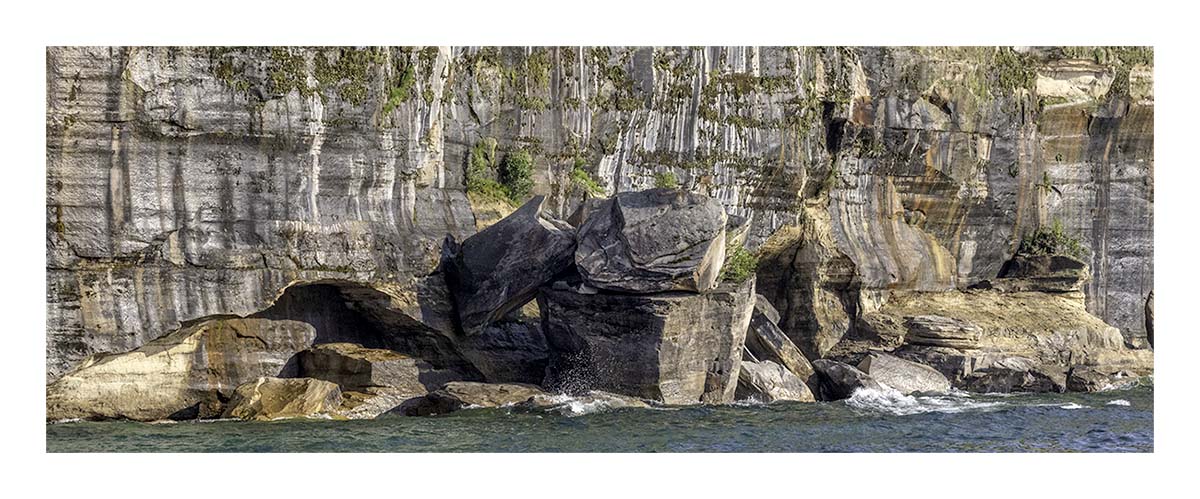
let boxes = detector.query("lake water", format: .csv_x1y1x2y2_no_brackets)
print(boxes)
46,382,1152,452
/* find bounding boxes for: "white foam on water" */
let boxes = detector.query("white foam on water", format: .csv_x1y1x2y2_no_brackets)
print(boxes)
1058,403,1087,410
49,418,82,425
845,385,1008,416
1106,399,1131,406
535,392,650,417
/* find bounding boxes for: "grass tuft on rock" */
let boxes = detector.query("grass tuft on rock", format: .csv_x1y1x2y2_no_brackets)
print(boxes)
720,245,759,283
570,160,605,198
653,172,679,189
1019,219,1088,259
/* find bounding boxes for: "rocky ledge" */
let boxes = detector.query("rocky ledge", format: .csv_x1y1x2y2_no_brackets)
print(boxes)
46,188,1152,423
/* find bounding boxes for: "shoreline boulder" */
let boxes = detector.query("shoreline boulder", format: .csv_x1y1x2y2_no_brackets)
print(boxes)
443,195,576,335
298,342,464,419
46,318,317,422
222,377,343,421
540,278,756,405
812,359,884,401
575,189,727,294
857,353,951,394
736,360,815,403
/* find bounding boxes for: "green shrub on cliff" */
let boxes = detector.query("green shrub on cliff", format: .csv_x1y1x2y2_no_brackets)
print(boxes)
465,138,512,205
1019,219,1088,259
720,245,759,284
653,172,679,189
500,149,534,202
569,161,605,198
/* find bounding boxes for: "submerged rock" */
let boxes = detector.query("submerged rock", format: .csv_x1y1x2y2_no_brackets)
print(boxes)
540,278,756,405
222,377,343,421
443,195,576,335
574,189,727,293
736,360,815,403
812,359,884,401
46,318,317,421
961,357,1067,393
522,391,652,414
857,353,950,395
402,382,547,416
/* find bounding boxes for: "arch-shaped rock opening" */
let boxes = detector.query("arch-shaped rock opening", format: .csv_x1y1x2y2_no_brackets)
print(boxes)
250,279,481,378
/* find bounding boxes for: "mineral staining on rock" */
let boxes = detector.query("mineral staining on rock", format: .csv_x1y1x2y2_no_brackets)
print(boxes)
44,46,1154,424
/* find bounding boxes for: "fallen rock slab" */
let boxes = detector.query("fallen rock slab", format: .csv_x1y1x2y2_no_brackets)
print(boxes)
905,315,983,349
575,188,727,293
223,377,343,421
857,352,951,394
46,318,317,422
736,360,815,403
745,302,814,383
443,195,577,334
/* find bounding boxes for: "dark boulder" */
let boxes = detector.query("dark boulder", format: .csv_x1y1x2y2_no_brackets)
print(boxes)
961,357,1067,393
443,195,576,335
540,278,756,405
574,188,727,293
454,320,550,385
811,359,884,401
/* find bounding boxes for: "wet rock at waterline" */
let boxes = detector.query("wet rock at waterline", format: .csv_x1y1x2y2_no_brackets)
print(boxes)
540,278,756,405
736,360,816,403
812,359,885,401
46,318,317,422
522,391,652,413
857,353,951,395
443,196,576,335
401,382,548,416
574,189,727,294
961,358,1068,393
222,377,343,421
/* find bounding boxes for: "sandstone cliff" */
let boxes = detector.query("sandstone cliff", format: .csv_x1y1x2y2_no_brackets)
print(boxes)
45,46,1153,381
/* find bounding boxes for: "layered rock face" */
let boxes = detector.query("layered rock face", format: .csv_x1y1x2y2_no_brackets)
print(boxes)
46,47,1152,396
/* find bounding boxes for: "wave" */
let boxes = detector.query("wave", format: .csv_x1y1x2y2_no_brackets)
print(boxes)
1106,399,1131,406
844,385,1008,416
530,392,651,417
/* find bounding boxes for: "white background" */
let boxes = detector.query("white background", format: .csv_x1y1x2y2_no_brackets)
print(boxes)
0,1,1192,497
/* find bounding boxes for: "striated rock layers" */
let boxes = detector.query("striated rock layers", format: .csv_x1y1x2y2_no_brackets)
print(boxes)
47,47,1153,385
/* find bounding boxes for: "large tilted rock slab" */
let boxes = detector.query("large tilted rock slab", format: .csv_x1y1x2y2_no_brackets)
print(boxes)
443,195,576,334
988,254,1090,293
540,278,756,405
222,377,343,421
745,296,814,383
736,360,815,403
402,382,548,416
812,359,884,401
298,342,464,419
46,318,317,421
857,353,950,394
575,189,727,293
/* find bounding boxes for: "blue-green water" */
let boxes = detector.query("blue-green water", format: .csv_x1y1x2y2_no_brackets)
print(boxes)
46,385,1152,452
